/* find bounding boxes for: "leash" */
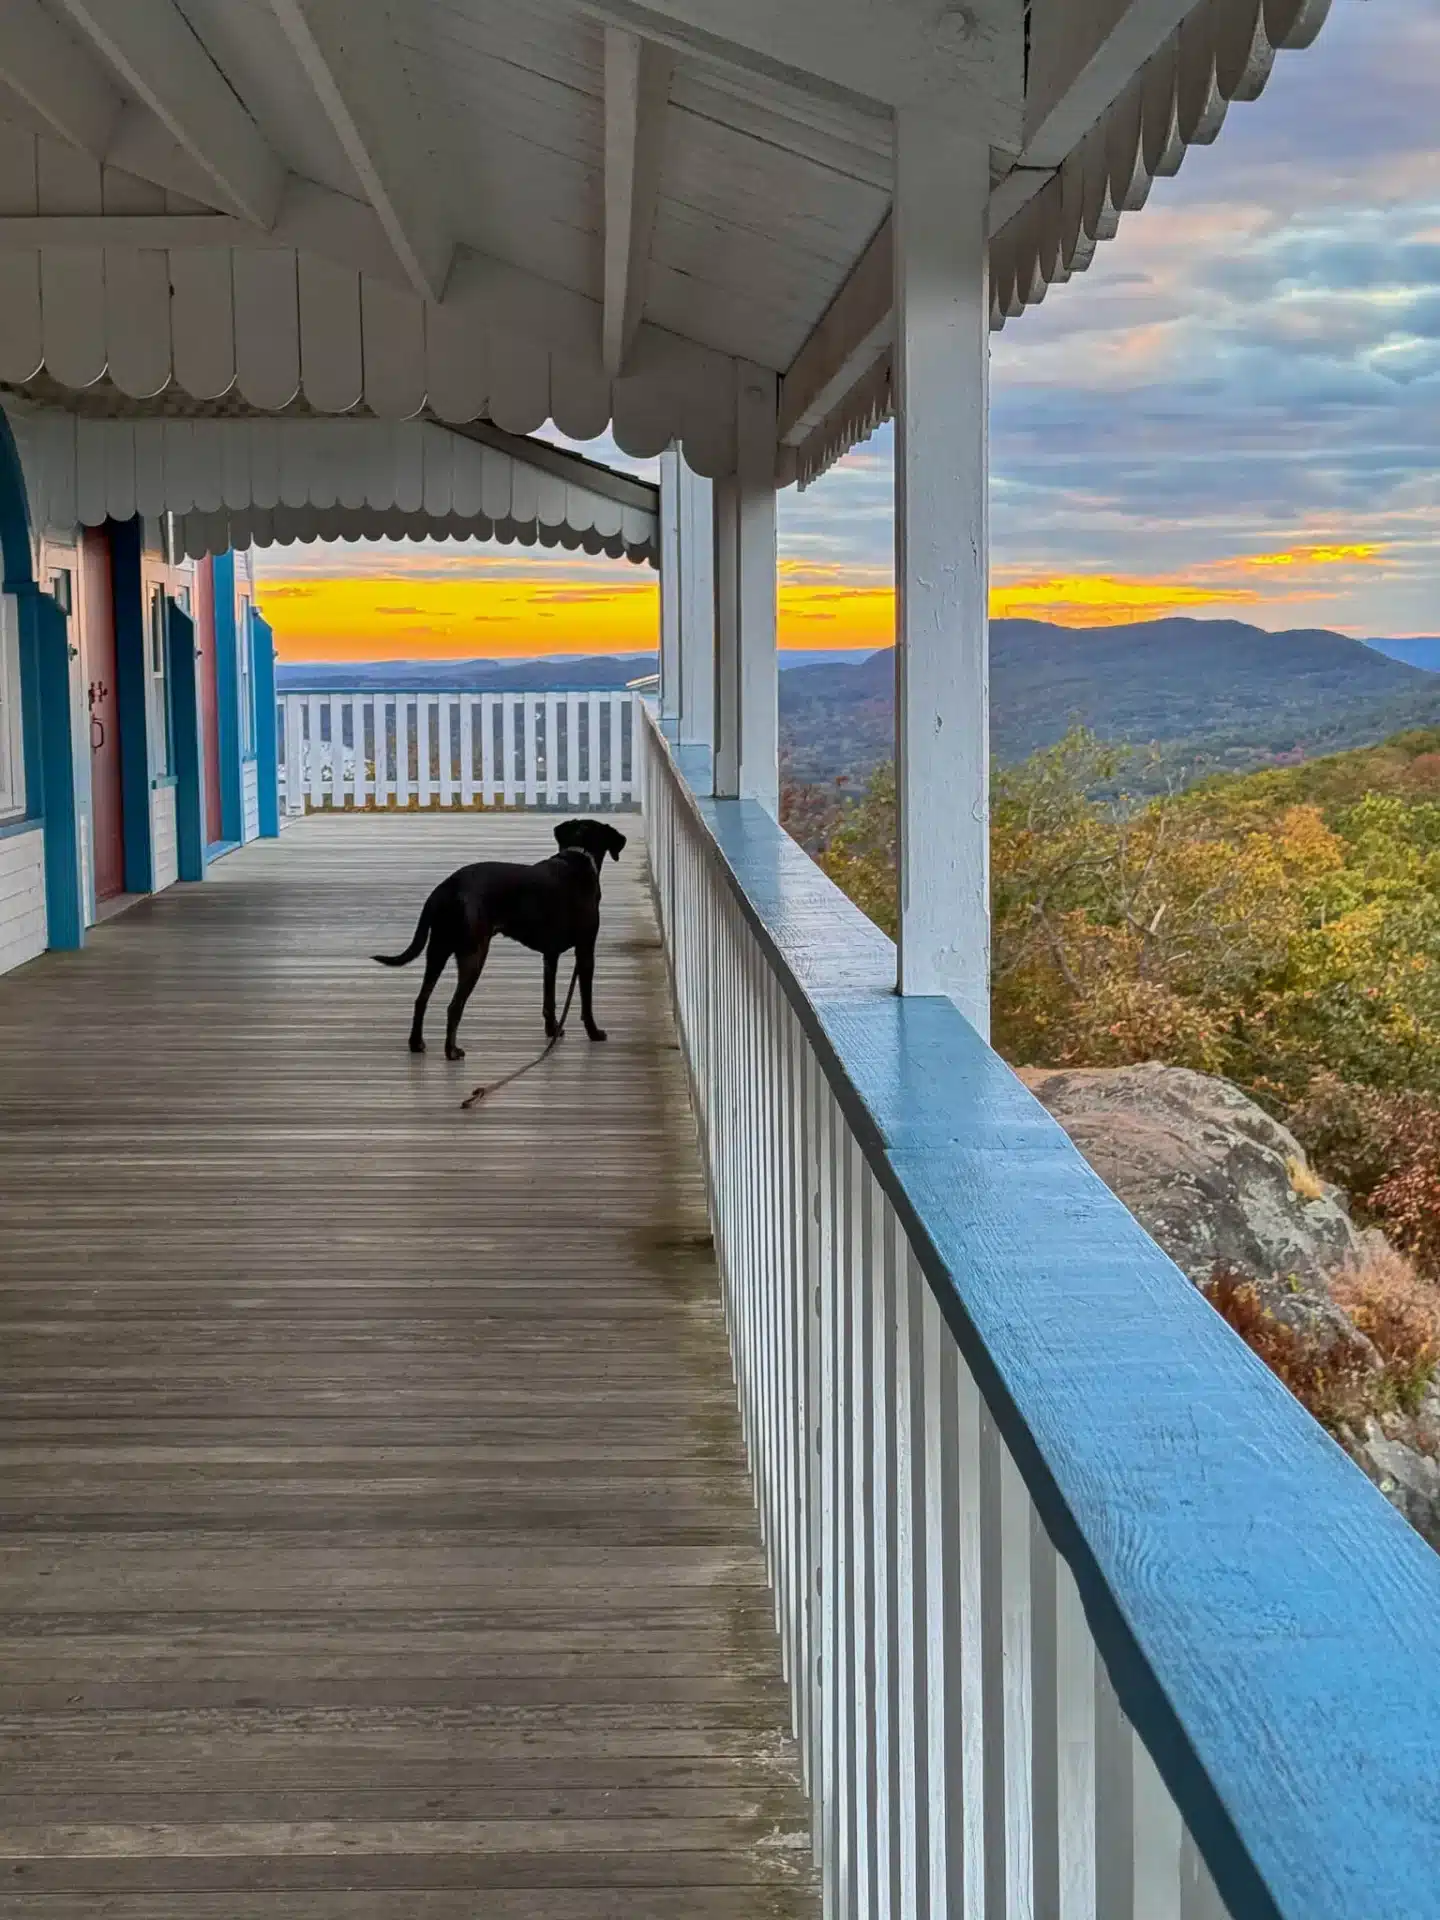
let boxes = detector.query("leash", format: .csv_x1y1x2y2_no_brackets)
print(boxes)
460,961,580,1112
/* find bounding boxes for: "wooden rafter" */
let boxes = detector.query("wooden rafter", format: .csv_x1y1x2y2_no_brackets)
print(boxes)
602,27,672,379
268,0,452,305
54,0,283,225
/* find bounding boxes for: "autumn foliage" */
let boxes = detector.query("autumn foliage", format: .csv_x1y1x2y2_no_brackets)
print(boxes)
781,726,1440,1285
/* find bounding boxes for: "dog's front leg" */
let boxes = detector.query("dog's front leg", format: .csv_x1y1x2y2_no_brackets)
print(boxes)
577,938,606,1043
543,950,561,1037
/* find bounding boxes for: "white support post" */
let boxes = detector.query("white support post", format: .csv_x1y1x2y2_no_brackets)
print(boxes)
659,444,681,723
737,362,779,812
712,473,740,797
677,457,714,755
712,365,780,811
893,113,991,1035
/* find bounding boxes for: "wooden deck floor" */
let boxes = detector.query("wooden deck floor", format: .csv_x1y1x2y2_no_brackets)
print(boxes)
0,814,816,1918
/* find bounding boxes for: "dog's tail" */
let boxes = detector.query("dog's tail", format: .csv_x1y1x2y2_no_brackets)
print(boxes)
372,902,431,967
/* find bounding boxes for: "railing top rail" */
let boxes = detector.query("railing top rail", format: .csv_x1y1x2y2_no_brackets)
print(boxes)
646,708,1440,1920
277,685,637,695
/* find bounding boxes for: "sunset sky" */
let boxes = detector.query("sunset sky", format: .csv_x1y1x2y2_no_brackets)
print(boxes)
256,0,1438,664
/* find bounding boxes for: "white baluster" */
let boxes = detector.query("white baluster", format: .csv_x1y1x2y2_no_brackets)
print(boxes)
523,695,539,806
307,694,324,809
459,696,475,807
395,697,412,807
438,693,455,806
374,694,390,807
417,696,433,808
587,691,602,804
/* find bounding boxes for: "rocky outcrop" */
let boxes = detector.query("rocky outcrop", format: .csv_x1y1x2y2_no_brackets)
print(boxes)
1018,1063,1372,1288
1350,1410,1440,1546
1020,1061,1440,1550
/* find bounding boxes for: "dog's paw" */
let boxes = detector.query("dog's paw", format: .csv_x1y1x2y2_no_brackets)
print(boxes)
445,1043,466,1061
586,1026,608,1043
409,1036,426,1054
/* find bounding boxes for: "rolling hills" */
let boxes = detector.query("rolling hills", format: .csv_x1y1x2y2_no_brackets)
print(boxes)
779,618,1440,786
276,618,1440,791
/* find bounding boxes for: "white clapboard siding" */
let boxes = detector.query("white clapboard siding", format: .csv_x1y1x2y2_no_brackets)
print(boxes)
241,760,260,843
0,825,46,976
275,692,638,813
150,785,178,893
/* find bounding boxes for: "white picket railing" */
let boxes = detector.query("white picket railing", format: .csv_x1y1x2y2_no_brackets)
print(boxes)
639,704,1440,1920
276,688,639,813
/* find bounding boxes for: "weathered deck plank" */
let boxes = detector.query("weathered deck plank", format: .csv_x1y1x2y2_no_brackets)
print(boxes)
0,814,816,1916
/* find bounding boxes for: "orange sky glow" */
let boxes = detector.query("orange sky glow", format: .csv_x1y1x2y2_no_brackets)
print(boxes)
257,544,1388,662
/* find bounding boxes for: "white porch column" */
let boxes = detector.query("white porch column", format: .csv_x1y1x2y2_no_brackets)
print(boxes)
712,472,740,794
893,113,991,1035
712,362,779,810
677,458,713,751
658,446,681,722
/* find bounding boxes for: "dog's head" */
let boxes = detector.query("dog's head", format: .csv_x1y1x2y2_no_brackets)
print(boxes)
554,818,627,870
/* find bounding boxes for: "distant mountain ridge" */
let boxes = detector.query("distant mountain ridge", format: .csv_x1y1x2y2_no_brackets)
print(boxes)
277,655,657,694
276,618,1440,792
1366,637,1440,672
274,650,856,691
779,617,1440,786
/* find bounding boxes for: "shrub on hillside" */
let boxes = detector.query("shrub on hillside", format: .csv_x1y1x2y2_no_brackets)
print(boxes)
1203,1258,1439,1432
782,726,1440,1114
1332,1246,1440,1415
1202,1269,1382,1432
1289,1074,1440,1282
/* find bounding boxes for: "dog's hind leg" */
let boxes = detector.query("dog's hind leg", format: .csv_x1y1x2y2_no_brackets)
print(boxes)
444,935,491,1061
577,937,606,1043
408,936,450,1053
542,950,560,1037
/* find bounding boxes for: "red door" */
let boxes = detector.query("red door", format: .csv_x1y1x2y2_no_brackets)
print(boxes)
195,557,223,844
82,529,125,902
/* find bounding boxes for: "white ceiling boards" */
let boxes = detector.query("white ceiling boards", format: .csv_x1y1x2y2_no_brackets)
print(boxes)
0,0,1330,482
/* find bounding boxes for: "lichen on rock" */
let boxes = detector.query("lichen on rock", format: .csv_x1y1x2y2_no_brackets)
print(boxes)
1019,1061,1440,1550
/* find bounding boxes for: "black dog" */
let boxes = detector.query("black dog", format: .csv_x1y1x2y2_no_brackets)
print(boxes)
372,818,627,1060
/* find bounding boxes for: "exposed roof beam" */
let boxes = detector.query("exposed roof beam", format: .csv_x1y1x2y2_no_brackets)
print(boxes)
0,179,430,290
268,0,452,305
0,192,733,397
575,0,889,120
448,419,660,516
1023,0,1192,167
0,211,239,243
602,28,672,379
0,0,120,155
778,0,1209,449
778,215,890,447
105,98,233,208
54,0,283,225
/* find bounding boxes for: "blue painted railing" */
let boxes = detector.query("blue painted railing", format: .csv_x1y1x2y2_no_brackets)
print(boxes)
642,705,1440,1920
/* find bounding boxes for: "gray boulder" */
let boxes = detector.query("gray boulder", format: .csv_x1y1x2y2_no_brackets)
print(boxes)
1018,1062,1368,1294
1349,1417,1440,1547
1019,1061,1440,1551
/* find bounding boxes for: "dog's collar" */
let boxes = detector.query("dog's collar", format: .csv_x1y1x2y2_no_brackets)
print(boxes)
558,845,600,874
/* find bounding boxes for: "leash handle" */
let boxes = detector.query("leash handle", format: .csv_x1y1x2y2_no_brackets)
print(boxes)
461,959,581,1113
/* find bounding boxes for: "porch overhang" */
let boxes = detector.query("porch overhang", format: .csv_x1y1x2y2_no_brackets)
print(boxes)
3,393,660,566
0,0,1330,487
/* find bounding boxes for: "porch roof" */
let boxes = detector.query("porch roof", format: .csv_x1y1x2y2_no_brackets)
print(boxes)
5,394,660,565
0,0,1331,484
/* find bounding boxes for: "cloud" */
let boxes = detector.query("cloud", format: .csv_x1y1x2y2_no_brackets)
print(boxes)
260,0,1436,658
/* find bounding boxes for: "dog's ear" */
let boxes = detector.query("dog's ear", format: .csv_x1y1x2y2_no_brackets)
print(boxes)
606,826,627,863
